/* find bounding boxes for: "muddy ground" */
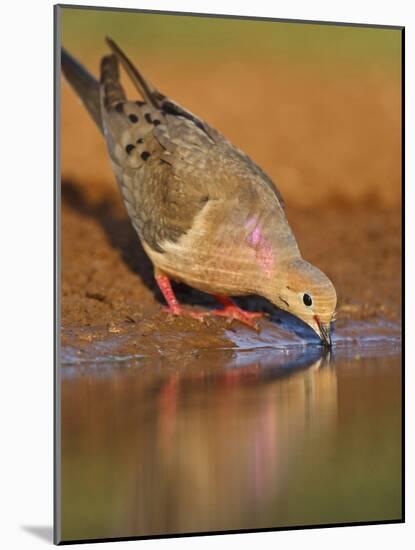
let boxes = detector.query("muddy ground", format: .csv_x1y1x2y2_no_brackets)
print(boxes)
60,60,401,358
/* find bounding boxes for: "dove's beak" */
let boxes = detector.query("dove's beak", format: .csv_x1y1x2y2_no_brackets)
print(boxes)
314,316,332,348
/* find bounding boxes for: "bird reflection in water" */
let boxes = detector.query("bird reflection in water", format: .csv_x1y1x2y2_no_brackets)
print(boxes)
153,349,337,530
61,348,337,539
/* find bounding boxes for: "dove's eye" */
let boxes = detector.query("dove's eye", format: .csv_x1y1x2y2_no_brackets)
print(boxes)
303,293,313,307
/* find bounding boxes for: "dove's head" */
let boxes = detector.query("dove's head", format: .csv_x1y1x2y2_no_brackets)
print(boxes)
271,258,337,347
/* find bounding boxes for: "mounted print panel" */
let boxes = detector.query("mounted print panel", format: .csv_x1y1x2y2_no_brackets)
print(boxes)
55,4,403,545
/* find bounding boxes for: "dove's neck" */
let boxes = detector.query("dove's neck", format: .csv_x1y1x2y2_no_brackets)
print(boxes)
243,212,301,294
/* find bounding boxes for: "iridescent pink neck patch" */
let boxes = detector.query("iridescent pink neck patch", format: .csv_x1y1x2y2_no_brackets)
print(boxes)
245,217,274,278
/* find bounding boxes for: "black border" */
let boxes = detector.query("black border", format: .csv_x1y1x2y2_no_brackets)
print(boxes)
58,3,403,30
53,4,61,545
59,519,402,546
54,4,405,545
401,25,405,529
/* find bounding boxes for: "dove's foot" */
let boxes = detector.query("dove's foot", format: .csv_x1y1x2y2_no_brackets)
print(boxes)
156,273,207,322
209,295,265,330
156,274,264,329
162,304,207,322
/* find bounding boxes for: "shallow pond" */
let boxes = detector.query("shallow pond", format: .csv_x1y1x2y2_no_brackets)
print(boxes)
59,319,402,542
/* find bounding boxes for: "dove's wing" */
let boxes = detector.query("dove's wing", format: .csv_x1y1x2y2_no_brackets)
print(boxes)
99,55,220,253
63,40,287,268
99,40,286,257
105,37,286,207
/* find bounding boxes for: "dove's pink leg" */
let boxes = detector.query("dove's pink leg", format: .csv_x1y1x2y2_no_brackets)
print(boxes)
209,295,265,330
156,274,264,329
156,274,207,321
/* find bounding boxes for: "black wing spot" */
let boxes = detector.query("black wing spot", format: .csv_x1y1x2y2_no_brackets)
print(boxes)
125,144,135,155
141,151,151,161
145,113,152,124
136,100,145,107
136,138,143,144
115,102,124,113
128,114,139,123
153,119,161,126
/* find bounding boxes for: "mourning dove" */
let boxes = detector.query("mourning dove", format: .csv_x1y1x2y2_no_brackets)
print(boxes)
61,38,337,346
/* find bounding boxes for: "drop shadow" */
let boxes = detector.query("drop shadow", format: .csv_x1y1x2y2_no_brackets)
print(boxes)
21,525,53,543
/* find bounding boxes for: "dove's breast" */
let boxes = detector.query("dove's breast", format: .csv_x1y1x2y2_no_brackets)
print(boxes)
142,205,259,295
143,196,297,297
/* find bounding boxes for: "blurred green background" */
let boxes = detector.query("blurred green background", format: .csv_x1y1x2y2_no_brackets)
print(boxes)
61,7,401,71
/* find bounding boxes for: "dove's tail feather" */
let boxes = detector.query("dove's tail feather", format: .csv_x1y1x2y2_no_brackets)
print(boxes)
105,36,164,109
61,48,103,132
100,54,127,110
